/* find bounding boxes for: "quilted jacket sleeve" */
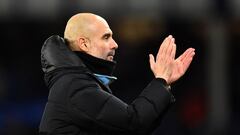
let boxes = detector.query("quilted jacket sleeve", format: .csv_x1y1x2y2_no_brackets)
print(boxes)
63,73,174,135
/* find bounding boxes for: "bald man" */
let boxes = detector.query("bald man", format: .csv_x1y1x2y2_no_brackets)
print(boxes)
64,13,118,62
39,13,195,135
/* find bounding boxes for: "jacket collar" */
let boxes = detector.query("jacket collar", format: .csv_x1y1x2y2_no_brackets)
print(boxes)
74,51,116,77
41,35,86,73
41,35,115,93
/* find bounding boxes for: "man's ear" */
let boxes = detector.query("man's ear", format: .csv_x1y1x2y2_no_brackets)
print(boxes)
76,37,89,52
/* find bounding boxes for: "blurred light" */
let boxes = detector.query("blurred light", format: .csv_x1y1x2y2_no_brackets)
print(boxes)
79,0,110,10
178,0,212,18
115,17,165,44
0,0,240,20
207,20,230,134
230,0,240,17
0,100,46,129
26,0,59,19
180,93,206,128
0,0,11,18
128,0,161,17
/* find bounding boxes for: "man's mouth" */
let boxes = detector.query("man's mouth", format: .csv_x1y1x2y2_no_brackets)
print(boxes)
108,52,115,57
107,52,115,61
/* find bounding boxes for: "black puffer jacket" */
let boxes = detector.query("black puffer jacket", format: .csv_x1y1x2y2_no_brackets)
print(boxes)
39,35,175,135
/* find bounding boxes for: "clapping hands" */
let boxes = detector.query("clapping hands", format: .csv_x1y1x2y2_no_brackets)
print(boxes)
149,35,195,84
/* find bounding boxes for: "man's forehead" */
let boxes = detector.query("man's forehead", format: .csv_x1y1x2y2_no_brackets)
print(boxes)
104,28,113,35
96,22,113,36
83,15,113,37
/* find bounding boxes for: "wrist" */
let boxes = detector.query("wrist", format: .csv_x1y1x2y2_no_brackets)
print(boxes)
155,78,171,91
155,78,175,103
155,75,169,85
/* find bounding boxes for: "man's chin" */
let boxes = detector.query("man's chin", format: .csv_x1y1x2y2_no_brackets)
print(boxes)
107,56,114,61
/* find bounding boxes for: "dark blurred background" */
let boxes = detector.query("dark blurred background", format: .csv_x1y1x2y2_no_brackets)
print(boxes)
0,0,239,135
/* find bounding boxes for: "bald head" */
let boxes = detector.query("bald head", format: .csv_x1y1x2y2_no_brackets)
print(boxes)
63,13,118,61
64,13,108,50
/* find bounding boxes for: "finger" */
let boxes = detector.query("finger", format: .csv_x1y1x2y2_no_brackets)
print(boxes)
182,52,195,71
177,49,188,61
149,54,155,70
166,37,175,59
178,48,194,62
159,35,172,55
185,48,195,59
157,36,172,61
170,43,176,60
182,50,195,71
182,48,195,63
158,37,168,55
162,35,173,55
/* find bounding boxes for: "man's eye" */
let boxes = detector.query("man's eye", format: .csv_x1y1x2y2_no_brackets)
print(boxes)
104,36,109,39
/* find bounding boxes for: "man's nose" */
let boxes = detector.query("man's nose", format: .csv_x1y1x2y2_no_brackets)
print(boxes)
111,39,118,49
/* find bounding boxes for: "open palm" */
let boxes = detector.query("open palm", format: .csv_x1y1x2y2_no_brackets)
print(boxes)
149,35,195,84
168,48,195,83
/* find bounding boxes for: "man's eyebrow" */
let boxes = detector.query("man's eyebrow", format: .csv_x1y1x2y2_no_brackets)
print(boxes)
102,32,112,38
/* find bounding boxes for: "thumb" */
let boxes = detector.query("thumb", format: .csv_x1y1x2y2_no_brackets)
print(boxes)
149,54,155,70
